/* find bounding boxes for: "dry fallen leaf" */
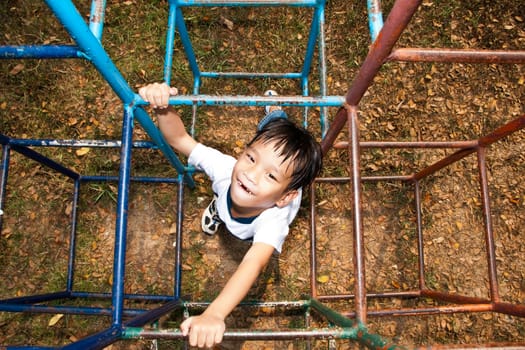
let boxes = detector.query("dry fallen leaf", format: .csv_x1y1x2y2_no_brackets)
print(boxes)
317,275,330,283
76,147,91,156
48,314,64,327
9,63,24,75
220,16,234,30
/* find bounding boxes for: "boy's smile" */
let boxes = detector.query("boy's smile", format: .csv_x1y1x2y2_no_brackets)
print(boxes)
229,140,297,218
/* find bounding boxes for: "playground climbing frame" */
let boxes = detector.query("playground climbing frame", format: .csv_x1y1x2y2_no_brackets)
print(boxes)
1,0,525,348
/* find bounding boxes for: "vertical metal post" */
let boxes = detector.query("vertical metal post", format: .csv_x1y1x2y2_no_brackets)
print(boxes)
171,1,202,89
413,180,427,290
164,1,178,85
347,105,366,323
309,183,319,298
0,143,10,232
174,175,185,299
111,104,134,326
66,179,81,292
477,146,501,302
367,0,384,42
89,0,107,40
316,2,328,137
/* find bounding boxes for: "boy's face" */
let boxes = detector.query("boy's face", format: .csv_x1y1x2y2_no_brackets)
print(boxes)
230,140,298,218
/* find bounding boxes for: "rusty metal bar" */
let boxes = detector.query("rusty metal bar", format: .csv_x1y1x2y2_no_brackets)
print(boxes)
493,302,525,318
412,146,476,181
476,146,501,303
414,180,426,290
420,289,491,305
388,48,525,64
478,114,525,147
346,303,495,318
316,290,421,301
310,183,319,298
335,140,479,149
347,105,367,324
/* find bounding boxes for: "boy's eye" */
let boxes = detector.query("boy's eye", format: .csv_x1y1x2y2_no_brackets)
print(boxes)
267,173,277,181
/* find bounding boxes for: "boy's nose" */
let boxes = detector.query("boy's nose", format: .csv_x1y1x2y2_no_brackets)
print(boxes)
244,167,260,184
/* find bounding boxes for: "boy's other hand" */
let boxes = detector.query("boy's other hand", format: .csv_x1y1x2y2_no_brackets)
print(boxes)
180,314,225,348
138,82,178,109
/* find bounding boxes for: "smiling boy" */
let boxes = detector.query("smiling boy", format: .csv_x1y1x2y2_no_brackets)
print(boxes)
139,82,322,348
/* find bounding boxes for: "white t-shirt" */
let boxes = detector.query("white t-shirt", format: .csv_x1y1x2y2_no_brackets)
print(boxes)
188,143,302,253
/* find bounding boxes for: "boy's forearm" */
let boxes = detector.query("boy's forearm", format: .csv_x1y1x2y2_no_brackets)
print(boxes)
203,244,274,321
156,106,197,157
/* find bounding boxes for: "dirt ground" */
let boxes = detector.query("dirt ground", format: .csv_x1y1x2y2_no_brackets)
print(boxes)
1,0,524,349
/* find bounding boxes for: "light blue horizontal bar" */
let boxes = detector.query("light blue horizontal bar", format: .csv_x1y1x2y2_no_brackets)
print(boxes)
173,0,320,7
137,94,345,108
200,72,303,79
8,139,155,149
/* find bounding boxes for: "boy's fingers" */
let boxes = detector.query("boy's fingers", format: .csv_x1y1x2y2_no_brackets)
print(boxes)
190,328,200,347
179,317,192,336
214,328,224,345
138,83,178,108
208,329,222,348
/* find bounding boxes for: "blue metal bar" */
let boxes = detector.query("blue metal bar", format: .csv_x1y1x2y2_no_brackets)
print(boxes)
200,72,303,79
174,175,185,298
0,144,9,231
176,4,201,141
300,1,322,85
110,105,134,326
313,1,328,136
89,0,107,40
137,94,344,108
173,5,202,85
163,1,178,85
6,138,156,149
0,45,83,59
0,292,71,305
66,179,81,292
174,0,320,7
367,0,384,42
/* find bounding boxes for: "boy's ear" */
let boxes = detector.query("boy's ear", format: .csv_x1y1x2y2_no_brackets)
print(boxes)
276,189,299,208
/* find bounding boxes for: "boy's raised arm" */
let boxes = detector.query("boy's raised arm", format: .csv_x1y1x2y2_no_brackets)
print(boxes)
139,82,197,157
180,242,275,348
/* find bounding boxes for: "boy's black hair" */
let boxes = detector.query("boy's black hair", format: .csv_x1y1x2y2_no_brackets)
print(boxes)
247,118,323,191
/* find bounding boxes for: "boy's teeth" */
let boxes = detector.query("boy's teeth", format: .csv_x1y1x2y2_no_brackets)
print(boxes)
238,181,253,195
